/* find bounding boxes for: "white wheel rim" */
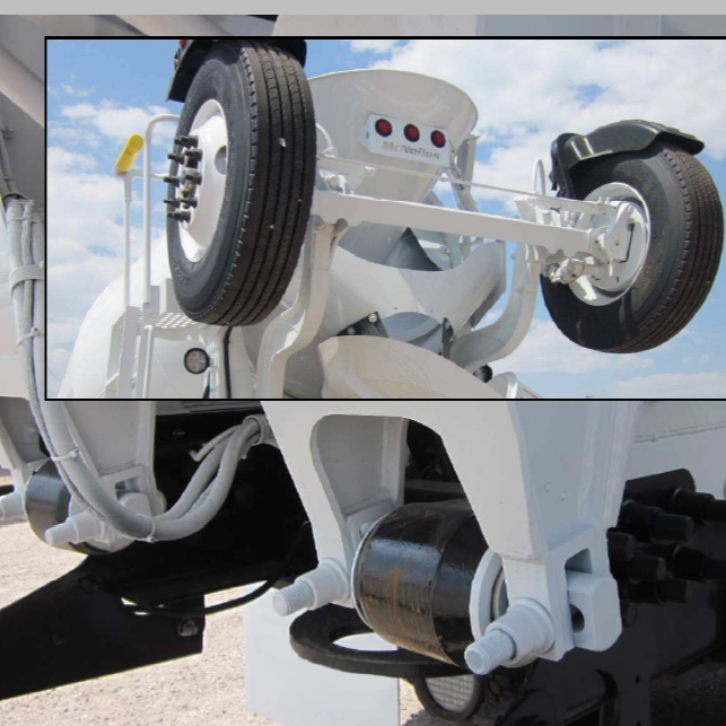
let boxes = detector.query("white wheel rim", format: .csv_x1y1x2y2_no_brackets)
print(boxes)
178,99,229,264
570,182,651,307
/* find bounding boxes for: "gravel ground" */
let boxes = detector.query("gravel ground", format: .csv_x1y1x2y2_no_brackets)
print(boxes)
1,478,725,726
0,502,431,726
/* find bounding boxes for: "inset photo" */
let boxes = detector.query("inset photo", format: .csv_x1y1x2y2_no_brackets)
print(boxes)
42,35,725,399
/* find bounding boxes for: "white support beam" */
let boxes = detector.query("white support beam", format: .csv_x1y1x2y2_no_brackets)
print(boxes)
313,189,597,259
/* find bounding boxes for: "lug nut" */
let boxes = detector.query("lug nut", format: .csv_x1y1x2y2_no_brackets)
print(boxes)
181,170,203,187
168,153,185,164
182,198,199,209
657,577,693,604
184,149,203,164
168,211,191,223
164,175,181,187
667,489,726,524
612,554,668,584
651,512,695,542
175,135,199,148
164,198,182,208
608,531,637,562
618,501,695,543
626,578,693,606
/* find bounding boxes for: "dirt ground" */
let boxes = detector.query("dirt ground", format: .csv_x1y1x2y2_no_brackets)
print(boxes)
0,497,432,726
1,477,726,726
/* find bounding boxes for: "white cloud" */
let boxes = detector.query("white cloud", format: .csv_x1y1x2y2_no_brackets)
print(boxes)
373,40,726,201
684,353,712,368
610,372,726,399
60,82,95,97
349,40,400,54
46,145,171,393
499,318,654,375
47,147,131,320
48,124,103,149
47,146,98,173
60,101,176,146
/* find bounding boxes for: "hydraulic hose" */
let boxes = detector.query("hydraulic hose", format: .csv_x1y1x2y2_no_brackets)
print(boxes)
2,126,271,543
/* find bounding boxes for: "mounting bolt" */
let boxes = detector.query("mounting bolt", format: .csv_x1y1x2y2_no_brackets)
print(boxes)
368,313,379,324
164,198,182,209
168,211,191,223
181,169,202,184
184,148,203,164
465,629,516,675
465,599,555,675
178,619,199,638
175,134,199,148
163,175,181,187
182,198,199,209
273,580,316,616
168,153,185,164
272,560,351,617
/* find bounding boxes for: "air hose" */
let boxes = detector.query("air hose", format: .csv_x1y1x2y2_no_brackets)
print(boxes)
1,130,272,544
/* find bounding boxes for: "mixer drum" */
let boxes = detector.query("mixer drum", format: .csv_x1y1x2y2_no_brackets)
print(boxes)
352,500,487,667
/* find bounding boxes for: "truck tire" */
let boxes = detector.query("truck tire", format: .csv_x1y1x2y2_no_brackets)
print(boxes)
541,143,723,353
167,39,316,326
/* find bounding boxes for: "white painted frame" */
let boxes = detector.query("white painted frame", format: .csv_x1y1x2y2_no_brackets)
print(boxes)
264,400,641,663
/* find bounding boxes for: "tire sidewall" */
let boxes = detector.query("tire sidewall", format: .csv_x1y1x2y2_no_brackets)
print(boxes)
167,41,254,317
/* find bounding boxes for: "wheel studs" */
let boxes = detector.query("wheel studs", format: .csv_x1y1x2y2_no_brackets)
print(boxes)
618,501,695,543
164,198,182,208
168,211,191,223
184,149,203,164
181,170,203,187
612,554,668,584
607,531,637,562
164,175,181,187
174,135,199,148
168,153,185,164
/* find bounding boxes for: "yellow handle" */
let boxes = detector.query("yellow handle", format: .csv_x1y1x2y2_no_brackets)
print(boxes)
114,134,144,175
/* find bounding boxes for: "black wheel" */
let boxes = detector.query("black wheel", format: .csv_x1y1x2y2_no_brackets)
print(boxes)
412,668,527,724
542,143,723,353
167,40,316,326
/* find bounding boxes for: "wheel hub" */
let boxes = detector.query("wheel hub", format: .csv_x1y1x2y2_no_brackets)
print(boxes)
171,99,229,264
570,182,651,307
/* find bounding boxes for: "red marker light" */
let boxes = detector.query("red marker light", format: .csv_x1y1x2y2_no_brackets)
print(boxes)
431,130,447,149
375,119,393,138
404,124,421,143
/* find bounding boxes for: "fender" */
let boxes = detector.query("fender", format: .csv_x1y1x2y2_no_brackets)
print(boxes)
550,120,706,197
167,34,308,104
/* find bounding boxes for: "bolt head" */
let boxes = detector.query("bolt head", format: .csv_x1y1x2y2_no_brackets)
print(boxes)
178,619,199,638
368,314,378,324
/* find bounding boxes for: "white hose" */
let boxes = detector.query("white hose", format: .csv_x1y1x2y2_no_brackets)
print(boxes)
2,134,268,542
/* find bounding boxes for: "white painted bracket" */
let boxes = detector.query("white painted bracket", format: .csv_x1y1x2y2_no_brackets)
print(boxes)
264,401,641,666
255,218,348,399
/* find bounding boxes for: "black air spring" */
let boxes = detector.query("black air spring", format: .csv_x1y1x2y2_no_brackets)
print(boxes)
352,500,487,667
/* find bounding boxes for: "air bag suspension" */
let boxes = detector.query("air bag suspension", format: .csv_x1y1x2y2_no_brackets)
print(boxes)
352,500,485,667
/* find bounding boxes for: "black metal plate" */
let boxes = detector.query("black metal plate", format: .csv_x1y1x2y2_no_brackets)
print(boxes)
0,561,204,702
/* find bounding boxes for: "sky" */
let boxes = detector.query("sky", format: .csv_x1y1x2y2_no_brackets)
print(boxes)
46,39,726,398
